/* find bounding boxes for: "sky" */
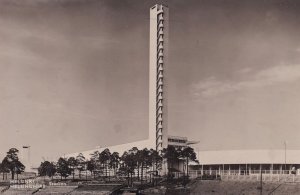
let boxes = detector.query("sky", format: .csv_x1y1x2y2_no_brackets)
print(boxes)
0,0,300,165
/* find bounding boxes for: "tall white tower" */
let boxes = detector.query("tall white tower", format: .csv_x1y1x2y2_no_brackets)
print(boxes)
149,4,169,155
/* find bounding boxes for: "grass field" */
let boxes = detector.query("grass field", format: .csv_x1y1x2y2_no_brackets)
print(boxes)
189,180,300,195
3,178,300,194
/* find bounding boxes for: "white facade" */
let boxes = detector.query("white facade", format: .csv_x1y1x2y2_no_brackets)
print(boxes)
149,4,169,155
199,149,300,165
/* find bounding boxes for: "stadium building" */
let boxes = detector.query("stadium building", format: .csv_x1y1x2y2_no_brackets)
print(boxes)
66,4,300,178
61,4,300,181
195,149,300,176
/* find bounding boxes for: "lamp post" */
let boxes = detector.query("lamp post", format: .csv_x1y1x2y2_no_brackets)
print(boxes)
22,146,31,172
284,141,287,173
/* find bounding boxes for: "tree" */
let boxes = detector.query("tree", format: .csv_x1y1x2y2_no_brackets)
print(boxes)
86,160,96,178
90,151,100,177
15,161,25,180
120,151,136,186
149,149,162,173
128,147,139,179
76,153,86,179
109,152,120,176
90,151,100,162
0,162,9,180
67,157,77,180
138,148,151,183
180,147,198,178
2,148,25,180
149,149,162,184
99,149,111,178
56,157,71,180
162,146,180,173
38,161,56,178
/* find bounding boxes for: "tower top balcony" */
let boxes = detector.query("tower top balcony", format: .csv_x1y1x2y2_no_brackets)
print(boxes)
157,9,163,14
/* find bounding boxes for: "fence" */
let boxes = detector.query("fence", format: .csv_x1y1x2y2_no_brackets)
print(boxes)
0,172,36,181
184,170,300,182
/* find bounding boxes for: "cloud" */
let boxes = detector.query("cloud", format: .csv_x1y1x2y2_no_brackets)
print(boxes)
193,64,300,98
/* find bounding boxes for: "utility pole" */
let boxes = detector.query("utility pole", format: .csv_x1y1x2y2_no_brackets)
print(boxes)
260,165,262,195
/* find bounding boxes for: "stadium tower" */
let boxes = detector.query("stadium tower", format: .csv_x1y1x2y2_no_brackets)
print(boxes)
149,4,169,155
66,5,196,170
